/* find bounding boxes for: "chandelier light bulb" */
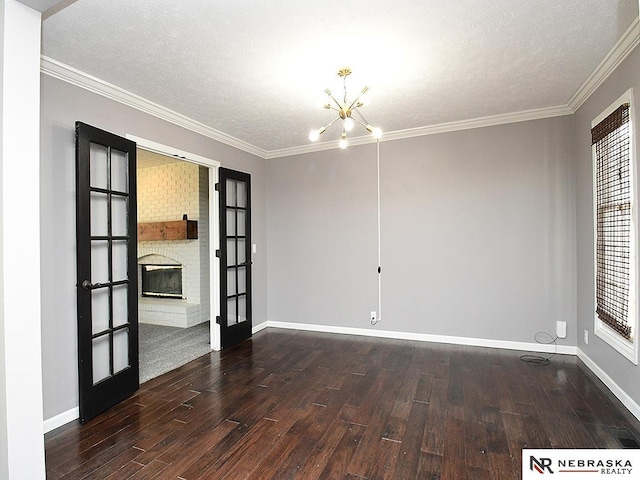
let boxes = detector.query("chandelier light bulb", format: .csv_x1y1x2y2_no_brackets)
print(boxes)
309,129,320,142
344,117,355,131
365,124,383,139
339,138,348,149
309,126,327,142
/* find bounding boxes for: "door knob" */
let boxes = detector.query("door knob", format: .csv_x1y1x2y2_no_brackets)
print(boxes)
82,280,106,290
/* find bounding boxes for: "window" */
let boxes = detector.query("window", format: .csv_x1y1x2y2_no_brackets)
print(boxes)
592,89,638,364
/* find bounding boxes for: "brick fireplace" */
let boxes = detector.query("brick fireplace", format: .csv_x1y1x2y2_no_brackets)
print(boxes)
137,159,209,328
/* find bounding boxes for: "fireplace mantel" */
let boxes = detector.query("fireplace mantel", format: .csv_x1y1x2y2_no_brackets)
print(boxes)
138,219,198,241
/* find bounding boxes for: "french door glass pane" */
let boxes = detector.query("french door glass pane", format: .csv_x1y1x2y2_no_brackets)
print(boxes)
237,210,246,236
92,289,109,334
90,192,108,236
237,267,246,295
112,284,128,328
91,240,109,284
237,239,246,264
238,295,247,323
227,269,236,295
112,240,128,282
110,149,128,193
89,142,108,190
237,181,246,208
226,210,236,235
226,179,236,207
227,298,237,325
112,196,128,236
227,239,236,266
113,329,129,374
92,335,110,384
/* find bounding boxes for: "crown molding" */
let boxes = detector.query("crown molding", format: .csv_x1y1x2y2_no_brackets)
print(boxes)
265,132,380,159
380,105,574,143
569,17,640,112
40,56,268,159
266,105,573,159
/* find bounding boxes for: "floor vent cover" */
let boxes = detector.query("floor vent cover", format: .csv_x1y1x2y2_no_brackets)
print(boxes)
608,426,640,448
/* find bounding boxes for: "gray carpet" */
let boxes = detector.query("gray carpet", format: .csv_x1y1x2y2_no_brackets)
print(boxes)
139,322,211,383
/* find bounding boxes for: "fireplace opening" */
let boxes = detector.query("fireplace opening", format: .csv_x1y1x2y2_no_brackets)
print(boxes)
141,264,183,298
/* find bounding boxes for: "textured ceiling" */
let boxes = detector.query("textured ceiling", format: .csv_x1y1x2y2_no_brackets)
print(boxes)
42,0,639,154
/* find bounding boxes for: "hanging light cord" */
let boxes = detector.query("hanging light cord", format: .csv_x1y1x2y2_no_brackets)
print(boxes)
372,139,382,325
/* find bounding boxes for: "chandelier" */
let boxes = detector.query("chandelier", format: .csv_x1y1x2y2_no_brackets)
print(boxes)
308,67,382,149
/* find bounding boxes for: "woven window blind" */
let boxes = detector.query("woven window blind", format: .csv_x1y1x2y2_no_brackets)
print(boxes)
593,103,632,340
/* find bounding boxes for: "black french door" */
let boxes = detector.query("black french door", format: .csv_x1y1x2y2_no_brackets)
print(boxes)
218,168,252,348
75,122,139,423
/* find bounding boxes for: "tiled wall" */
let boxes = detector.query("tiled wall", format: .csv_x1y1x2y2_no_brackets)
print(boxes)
137,161,210,327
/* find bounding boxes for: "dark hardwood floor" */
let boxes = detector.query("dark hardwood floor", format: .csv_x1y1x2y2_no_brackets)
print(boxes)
45,328,640,479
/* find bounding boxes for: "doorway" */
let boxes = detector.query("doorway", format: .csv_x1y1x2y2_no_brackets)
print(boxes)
130,136,222,382
136,149,209,381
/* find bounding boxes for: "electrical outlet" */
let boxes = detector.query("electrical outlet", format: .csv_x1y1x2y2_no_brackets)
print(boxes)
370,311,377,323
556,321,567,339
584,329,589,344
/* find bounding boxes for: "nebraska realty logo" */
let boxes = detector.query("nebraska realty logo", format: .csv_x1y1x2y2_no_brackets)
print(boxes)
523,449,639,479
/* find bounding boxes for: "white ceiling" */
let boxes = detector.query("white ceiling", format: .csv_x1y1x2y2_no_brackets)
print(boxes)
41,0,639,155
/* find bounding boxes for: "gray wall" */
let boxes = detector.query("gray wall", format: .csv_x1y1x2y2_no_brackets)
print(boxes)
39,75,267,420
575,44,640,402
267,116,577,344
41,42,640,423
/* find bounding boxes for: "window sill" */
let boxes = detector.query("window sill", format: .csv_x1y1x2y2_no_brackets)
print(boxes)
594,318,638,365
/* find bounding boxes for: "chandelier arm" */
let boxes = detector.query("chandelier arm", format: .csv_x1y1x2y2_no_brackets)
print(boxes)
317,115,341,135
325,90,344,111
351,115,369,130
351,115,381,138
348,98,362,111
347,87,368,111
348,93,366,111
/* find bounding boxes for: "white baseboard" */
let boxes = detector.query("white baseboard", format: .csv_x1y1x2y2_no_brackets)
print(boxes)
252,321,269,334
43,407,79,434
577,348,640,423
265,320,578,355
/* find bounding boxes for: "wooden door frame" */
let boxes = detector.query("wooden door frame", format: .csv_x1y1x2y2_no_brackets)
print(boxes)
127,135,223,350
